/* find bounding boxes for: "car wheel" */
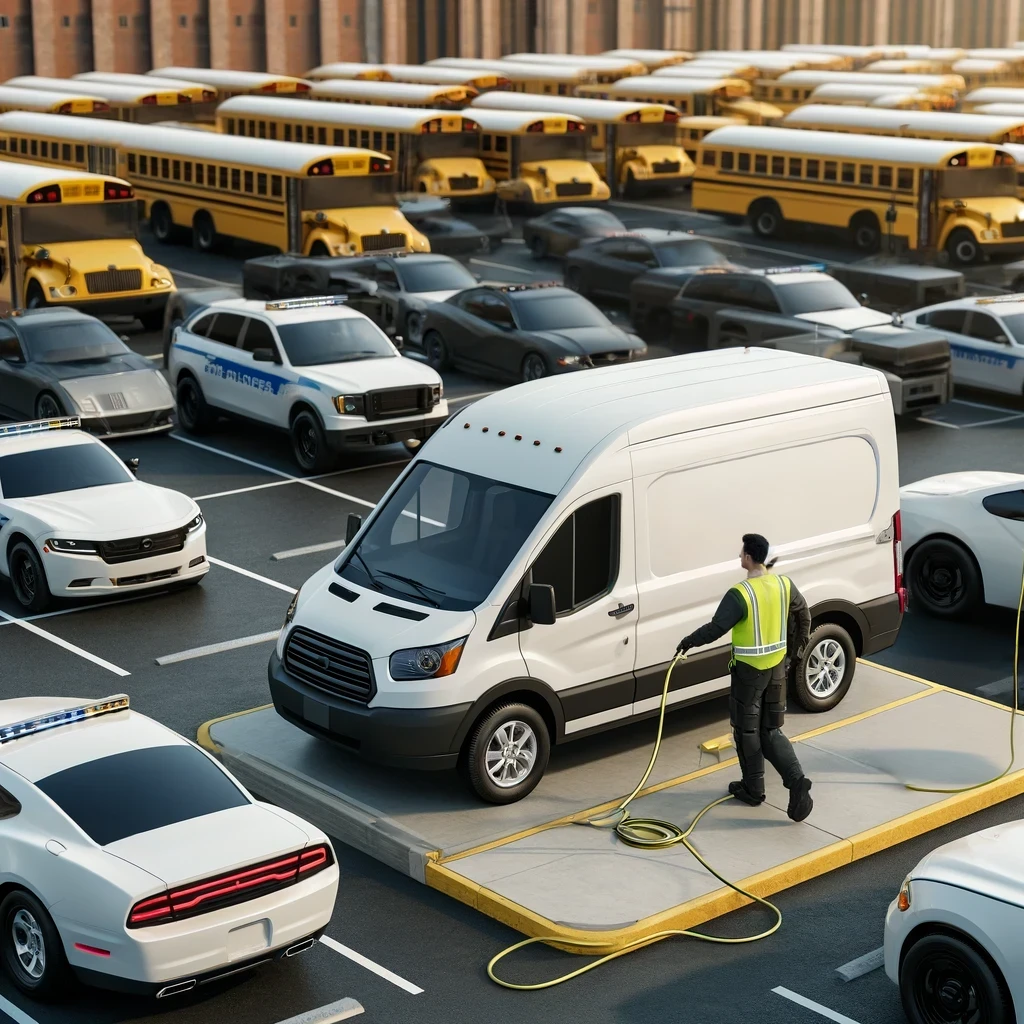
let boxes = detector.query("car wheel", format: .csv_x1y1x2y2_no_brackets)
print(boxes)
946,228,981,266
35,393,64,419
907,538,983,619
749,199,783,239
8,541,52,613
464,702,550,804
309,240,330,257
192,212,217,253
790,623,856,712
0,891,71,1001
521,352,548,382
850,212,881,253
163,315,183,368
150,203,174,243
405,311,425,346
423,330,449,371
528,234,548,259
138,310,164,332
25,280,47,309
175,375,214,434
290,409,335,473
900,933,1011,1024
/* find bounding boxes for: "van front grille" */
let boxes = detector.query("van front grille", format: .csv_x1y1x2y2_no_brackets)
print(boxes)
284,627,375,704
85,269,142,294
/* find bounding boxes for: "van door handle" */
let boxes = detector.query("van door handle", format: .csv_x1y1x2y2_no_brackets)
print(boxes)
608,602,635,618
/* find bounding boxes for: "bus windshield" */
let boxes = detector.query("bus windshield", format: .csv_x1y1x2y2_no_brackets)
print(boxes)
619,123,677,146
417,133,482,158
519,134,588,162
20,201,137,245
301,175,398,209
938,167,1018,199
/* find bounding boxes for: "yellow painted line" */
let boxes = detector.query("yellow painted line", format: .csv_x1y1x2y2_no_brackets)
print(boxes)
196,704,273,753
861,658,1024,716
858,659,942,690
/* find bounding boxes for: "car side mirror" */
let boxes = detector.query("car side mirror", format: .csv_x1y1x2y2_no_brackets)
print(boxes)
528,583,557,626
124,457,139,475
251,347,279,363
859,293,869,305
119,334,130,343
345,512,362,545
995,334,1009,344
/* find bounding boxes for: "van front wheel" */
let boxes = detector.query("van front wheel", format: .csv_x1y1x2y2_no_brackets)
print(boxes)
464,703,550,804
790,623,856,712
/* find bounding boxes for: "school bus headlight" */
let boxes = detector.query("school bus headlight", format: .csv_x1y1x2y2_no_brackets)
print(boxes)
333,394,365,416
48,285,77,298
981,229,999,240
150,276,172,288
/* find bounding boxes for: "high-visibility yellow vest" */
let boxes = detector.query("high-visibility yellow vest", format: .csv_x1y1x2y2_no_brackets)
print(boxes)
730,574,791,670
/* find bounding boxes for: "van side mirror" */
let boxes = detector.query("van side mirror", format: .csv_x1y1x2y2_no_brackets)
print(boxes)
345,512,362,545
528,583,557,626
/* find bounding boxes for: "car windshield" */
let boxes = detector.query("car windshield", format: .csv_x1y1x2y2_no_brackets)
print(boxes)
337,460,554,611
397,261,476,293
777,280,860,315
514,294,612,331
276,317,394,366
566,210,623,231
1000,313,1024,343
19,320,129,364
35,744,249,846
655,240,729,266
0,442,130,498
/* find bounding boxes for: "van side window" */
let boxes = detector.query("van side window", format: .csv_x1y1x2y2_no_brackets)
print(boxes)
531,495,619,614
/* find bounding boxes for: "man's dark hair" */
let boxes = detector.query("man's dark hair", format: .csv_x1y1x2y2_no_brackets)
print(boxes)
742,533,770,565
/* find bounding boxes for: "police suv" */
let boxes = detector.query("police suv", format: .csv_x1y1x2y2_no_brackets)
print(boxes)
168,296,449,472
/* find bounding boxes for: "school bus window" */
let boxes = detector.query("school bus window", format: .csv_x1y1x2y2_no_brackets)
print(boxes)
842,163,855,184
788,157,802,177
0,139,6,152
172,160,181,181
771,156,784,175
754,154,767,173
878,166,892,188
357,129,367,148
61,143,71,163
306,126,314,144
344,129,353,146
195,163,204,184
859,165,874,186
804,159,818,179
702,149,716,166
283,123,292,141
225,118,235,133
773,87,783,99
315,126,324,144
721,151,733,170
373,131,382,151
29,139,36,156
242,170,252,193
330,128,340,146
231,168,241,191
127,153,136,173
268,122,277,140
39,141,47,158
824,161,837,182
386,132,395,150
219,166,228,189
137,154,146,174
271,174,282,197
738,152,750,172
482,134,492,151
257,172,267,195
496,135,508,152
184,161,193,183
897,167,914,190
16,138,24,154
260,121,268,139
161,158,169,178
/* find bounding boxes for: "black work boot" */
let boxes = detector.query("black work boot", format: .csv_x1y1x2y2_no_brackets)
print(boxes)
787,777,813,822
728,780,765,806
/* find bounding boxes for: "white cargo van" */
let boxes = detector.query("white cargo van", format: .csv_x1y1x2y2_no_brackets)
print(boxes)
270,347,905,803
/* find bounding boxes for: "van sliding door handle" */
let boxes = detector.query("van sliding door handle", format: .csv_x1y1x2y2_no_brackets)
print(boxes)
608,603,635,618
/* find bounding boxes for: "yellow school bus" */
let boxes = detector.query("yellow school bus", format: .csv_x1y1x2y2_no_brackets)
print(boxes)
310,79,475,109
964,49,1024,84
601,49,692,70
75,72,219,121
662,62,761,82
0,112,428,256
502,53,647,83
779,44,898,69
863,59,946,74
676,114,745,158
468,108,608,205
427,57,597,95
306,63,395,82
698,49,853,71
309,62,509,92
0,85,110,115
783,105,1024,144
0,161,173,323
692,124,1024,265
5,75,199,123
578,76,783,124
758,71,966,114
806,83,948,111
217,95,495,198
149,68,312,98
471,91,692,195
964,87,1024,111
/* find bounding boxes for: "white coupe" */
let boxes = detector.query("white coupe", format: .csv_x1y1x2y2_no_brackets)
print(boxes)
885,820,1023,1024
900,471,1024,618
0,694,338,1000
0,417,208,611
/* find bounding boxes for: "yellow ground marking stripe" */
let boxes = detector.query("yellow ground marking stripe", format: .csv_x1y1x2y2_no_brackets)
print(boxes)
196,703,273,753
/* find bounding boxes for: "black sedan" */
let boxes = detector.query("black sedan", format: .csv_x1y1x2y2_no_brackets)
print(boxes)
564,229,729,301
522,207,626,259
418,282,647,383
0,308,175,437
399,197,505,255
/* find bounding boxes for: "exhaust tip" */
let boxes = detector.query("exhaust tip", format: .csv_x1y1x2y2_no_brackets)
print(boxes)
156,978,197,998
285,937,316,957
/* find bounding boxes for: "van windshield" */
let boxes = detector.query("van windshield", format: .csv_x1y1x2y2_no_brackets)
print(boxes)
337,461,554,611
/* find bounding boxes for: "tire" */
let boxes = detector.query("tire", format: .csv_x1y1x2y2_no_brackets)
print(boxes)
790,622,856,712
8,541,52,613
163,315,183,368
25,280,46,309
749,199,783,239
405,310,425,347
900,933,1011,1024
907,538,983,619
175,374,214,434
150,203,173,243
423,330,449,371
946,227,981,266
290,409,335,473
35,393,64,419
138,310,164,332
521,352,548,382
309,240,330,257
464,702,551,804
192,212,217,253
528,234,548,259
0,890,71,1000
850,212,881,253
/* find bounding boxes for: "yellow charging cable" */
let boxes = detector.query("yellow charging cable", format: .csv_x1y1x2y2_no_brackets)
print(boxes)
486,652,782,991
904,555,1024,795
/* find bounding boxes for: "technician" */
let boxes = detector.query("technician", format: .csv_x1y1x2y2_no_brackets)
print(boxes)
677,533,814,822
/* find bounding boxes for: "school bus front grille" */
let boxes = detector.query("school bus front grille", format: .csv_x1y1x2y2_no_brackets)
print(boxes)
1002,221,1024,239
652,160,682,174
555,182,593,197
360,232,407,252
84,269,143,294
448,175,480,191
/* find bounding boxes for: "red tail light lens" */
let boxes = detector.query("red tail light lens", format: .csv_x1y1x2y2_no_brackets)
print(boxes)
58,103,71,114
295,82,311,93
308,159,335,176
260,82,280,93
127,844,334,929
95,101,110,112
141,94,158,105
202,90,217,102
369,157,390,173
566,120,587,132
527,120,545,133
663,109,679,123
27,186,61,204
177,93,193,104
625,111,641,122
461,118,478,131
893,510,906,613
104,181,134,200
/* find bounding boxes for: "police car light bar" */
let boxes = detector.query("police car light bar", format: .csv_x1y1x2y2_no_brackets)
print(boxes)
0,417,81,438
758,264,827,275
0,694,130,745
976,293,1024,304
497,281,562,293
265,296,349,311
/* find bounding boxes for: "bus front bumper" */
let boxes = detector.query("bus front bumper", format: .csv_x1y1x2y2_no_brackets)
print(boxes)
49,292,172,320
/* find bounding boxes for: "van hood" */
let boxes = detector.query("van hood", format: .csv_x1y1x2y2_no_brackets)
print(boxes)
299,355,440,393
795,307,891,330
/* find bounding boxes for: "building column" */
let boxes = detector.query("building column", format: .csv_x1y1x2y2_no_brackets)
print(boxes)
725,0,743,48
538,0,568,51
458,0,476,54
381,0,405,61
872,0,889,44
266,0,318,74
479,0,500,55
569,0,587,53
615,0,634,46
1006,0,1022,45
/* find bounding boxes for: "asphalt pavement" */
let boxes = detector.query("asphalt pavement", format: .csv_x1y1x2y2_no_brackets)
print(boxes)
2,201,1024,1024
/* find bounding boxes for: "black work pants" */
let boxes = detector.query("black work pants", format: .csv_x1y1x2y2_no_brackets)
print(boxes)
729,660,804,799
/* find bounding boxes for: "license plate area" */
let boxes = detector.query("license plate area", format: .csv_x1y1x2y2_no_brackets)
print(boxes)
303,695,331,729
227,919,271,961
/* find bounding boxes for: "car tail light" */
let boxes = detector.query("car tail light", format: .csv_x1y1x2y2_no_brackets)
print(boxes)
27,186,61,204
127,843,334,928
141,94,158,105
308,159,335,176
104,181,134,201
177,93,193,104
893,510,906,613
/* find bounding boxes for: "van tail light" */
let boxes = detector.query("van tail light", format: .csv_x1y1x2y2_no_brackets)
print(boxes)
893,510,906,613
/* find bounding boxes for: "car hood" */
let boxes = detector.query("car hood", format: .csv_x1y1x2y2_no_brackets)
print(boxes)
530,325,641,355
407,289,463,306
40,352,154,379
911,819,1024,910
59,369,173,414
6,481,196,537
104,803,312,889
794,307,891,330
298,355,440,392
900,471,1024,497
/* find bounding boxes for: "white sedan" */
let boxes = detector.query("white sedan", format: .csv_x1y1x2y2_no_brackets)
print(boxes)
900,471,1024,618
885,820,1021,1024
0,417,208,611
0,694,338,1000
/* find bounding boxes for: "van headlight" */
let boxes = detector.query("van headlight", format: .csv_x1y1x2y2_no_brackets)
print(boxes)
333,394,366,415
897,876,912,912
284,588,300,626
390,637,466,680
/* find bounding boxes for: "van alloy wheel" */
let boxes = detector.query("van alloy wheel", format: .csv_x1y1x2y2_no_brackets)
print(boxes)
805,639,846,698
485,720,538,789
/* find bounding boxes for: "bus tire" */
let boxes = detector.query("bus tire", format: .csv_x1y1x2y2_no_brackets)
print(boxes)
138,310,164,332
850,212,881,253
192,212,217,253
309,241,330,257
946,228,981,266
749,199,783,239
150,203,174,243
24,281,46,309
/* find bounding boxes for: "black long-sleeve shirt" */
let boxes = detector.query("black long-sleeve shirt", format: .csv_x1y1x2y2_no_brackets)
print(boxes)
680,576,811,654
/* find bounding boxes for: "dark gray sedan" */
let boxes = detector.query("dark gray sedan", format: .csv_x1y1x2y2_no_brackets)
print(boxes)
0,308,174,437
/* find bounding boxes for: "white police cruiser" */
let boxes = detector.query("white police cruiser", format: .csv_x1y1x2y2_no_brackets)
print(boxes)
168,296,448,472
906,294,1024,395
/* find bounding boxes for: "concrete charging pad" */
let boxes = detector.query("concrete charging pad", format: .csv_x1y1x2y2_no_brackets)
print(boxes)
201,662,1024,952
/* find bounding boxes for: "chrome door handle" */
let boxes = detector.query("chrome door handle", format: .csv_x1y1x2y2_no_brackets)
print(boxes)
608,602,634,618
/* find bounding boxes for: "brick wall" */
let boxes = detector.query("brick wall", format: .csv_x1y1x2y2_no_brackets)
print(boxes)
266,0,319,74
150,1,210,68
93,0,151,71
210,0,265,70
0,1,33,76
32,0,93,75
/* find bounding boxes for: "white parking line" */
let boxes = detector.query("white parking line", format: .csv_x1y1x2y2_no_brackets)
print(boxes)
155,630,281,666
0,993,39,1024
271,540,344,561
274,998,364,1024
950,396,1021,414
319,935,423,995
0,610,130,677
917,417,960,430
0,591,169,628
195,461,406,501
772,987,864,1024
961,412,1024,429
835,946,885,981
207,556,297,595
194,477,307,501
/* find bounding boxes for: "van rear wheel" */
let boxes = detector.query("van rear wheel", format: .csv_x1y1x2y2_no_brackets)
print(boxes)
790,623,856,712
464,702,550,804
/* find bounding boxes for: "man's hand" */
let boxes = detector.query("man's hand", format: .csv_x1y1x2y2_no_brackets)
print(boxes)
676,639,690,655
